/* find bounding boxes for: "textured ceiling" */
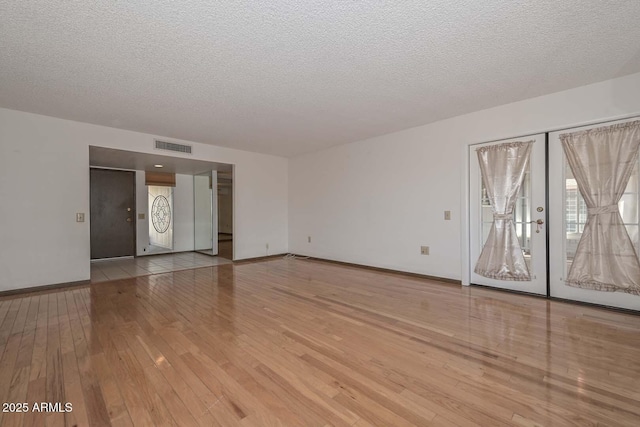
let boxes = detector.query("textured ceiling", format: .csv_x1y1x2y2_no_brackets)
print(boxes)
2,1,640,157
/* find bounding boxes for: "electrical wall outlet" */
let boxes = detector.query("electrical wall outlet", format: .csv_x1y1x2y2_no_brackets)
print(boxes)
444,210,451,220
308,236,311,243
421,246,430,255
138,213,145,220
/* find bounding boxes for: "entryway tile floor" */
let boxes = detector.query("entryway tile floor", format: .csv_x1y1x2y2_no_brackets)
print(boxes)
90,252,232,283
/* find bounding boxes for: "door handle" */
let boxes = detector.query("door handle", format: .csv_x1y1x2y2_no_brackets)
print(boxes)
529,218,544,233
126,218,132,222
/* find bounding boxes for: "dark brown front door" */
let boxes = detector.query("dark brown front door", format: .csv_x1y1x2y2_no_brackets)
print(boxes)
90,168,136,259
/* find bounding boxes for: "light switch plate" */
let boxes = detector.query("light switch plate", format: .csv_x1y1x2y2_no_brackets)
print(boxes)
76,213,85,222
420,246,429,255
444,210,451,220
138,213,145,220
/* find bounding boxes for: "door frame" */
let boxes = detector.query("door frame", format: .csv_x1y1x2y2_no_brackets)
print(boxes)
462,113,640,306
548,117,640,312
467,134,547,295
89,167,137,260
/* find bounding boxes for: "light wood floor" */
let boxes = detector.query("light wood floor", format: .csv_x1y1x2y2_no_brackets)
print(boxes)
1,259,639,426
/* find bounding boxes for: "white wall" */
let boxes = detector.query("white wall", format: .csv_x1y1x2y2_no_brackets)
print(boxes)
136,172,195,255
289,72,640,281
0,109,288,291
0,124,89,290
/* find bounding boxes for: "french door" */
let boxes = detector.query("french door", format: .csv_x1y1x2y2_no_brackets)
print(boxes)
470,118,640,311
549,118,640,311
469,134,547,295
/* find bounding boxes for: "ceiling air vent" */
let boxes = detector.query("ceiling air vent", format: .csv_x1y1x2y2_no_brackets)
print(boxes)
154,140,192,154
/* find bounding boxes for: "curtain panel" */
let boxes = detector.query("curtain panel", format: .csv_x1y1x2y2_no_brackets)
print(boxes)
474,141,533,281
561,121,640,295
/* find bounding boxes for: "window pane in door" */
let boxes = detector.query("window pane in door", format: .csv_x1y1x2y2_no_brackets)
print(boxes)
148,185,174,250
480,164,532,270
564,152,640,268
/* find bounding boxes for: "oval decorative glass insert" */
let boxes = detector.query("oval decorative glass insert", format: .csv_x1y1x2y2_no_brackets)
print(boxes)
151,195,171,233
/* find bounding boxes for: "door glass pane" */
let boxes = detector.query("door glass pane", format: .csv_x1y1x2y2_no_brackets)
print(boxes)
565,153,640,270
148,185,173,250
480,164,532,270
626,225,639,255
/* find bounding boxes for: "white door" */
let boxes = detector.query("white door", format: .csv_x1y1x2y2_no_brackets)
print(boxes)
469,134,547,295
549,118,640,311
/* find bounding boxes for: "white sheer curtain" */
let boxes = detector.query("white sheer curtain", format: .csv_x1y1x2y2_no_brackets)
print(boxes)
474,141,533,281
561,121,640,295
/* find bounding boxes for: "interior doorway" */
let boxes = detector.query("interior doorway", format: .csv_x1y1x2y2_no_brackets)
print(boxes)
148,184,174,252
90,168,136,259
89,146,234,263
217,170,233,260
194,171,218,256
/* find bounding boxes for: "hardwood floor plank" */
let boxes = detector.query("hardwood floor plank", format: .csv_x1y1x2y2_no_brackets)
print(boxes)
103,348,158,426
0,300,13,337
66,291,112,427
253,362,355,426
2,258,640,426
28,295,50,383
181,351,289,426
0,299,24,359
1,297,39,427
23,377,47,427
0,299,31,426
61,348,90,426
300,352,437,426
3,366,30,427
88,352,133,427
142,365,199,427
